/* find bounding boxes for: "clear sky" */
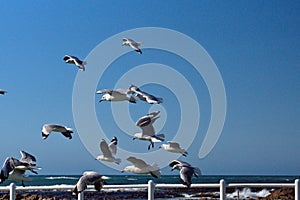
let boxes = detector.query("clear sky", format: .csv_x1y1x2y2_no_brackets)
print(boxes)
0,1,299,176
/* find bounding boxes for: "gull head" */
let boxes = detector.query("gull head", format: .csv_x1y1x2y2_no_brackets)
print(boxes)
42,132,48,140
171,164,182,172
122,40,129,46
133,133,143,140
95,155,103,161
128,84,139,92
121,166,134,173
99,94,110,102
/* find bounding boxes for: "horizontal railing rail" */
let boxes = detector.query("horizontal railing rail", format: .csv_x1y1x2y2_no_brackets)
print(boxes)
0,179,298,200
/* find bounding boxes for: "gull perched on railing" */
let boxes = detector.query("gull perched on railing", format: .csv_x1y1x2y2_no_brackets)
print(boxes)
129,84,163,104
121,156,161,178
42,124,73,140
122,38,143,54
96,88,137,103
160,141,188,157
72,171,109,195
96,137,121,165
0,151,41,187
133,111,165,150
63,55,86,71
169,160,202,188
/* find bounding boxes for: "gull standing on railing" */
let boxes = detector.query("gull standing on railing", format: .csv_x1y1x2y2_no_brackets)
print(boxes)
72,171,109,195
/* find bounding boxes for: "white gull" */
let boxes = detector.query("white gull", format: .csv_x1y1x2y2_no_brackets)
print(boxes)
96,137,121,165
169,160,201,188
63,55,86,71
42,124,73,140
133,111,165,150
72,171,109,195
129,84,163,104
96,88,136,103
0,151,41,186
121,156,161,178
122,38,142,54
160,141,188,157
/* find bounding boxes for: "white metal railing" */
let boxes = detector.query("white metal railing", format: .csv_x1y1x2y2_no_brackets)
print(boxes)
0,179,298,200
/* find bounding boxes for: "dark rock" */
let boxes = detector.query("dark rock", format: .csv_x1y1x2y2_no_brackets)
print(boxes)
257,187,294,200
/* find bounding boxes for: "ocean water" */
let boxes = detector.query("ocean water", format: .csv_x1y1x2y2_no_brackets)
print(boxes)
1,175,299,199
1,174,299,186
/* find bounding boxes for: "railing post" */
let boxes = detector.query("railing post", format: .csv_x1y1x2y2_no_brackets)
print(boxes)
220,179,226,200
295,179,299,200
148,180,155,200
78,191,84,200
9,183,16,200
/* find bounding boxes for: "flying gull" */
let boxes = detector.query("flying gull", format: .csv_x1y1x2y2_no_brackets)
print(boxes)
129,84,163,104
160,141,188,157
169,160,201,188
122,156,161,178
63,55,86,71
19,150,37,166
42,124,73,140
96,137,121,165
122,38,142,54
133,111,165,150
72,171,109,195
0,90,7,95
0,151,41,186
96,88,136,103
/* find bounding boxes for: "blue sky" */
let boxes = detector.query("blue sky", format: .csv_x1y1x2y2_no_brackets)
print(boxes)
0,1,299,176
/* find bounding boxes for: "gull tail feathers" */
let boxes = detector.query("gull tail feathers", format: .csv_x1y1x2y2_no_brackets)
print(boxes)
129,84,141,92
129,96,137,103
150,170,161,178
152,134,165,142
194,167,202,176
157,97,163,103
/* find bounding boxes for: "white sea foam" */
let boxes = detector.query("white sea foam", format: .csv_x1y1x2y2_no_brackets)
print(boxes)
45,176,78,180
127,178,138,181
227,188,270,199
